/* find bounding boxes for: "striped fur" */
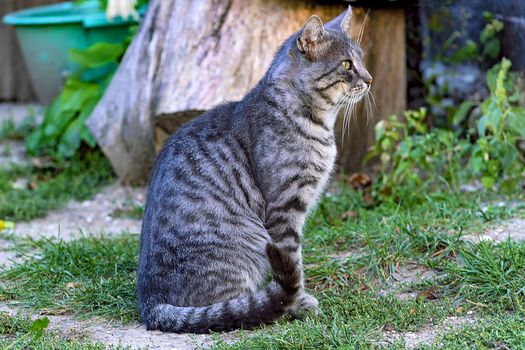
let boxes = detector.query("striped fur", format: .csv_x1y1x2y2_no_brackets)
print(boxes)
137,6,372,333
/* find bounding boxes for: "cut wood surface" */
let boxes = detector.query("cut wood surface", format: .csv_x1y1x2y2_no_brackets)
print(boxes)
88,0,406,183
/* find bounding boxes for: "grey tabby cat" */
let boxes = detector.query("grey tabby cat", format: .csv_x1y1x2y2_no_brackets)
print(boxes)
137,6,372,333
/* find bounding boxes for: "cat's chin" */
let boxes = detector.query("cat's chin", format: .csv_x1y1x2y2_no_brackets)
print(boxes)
353,88,369,101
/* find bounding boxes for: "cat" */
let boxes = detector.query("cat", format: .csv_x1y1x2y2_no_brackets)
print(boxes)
137,6,372,333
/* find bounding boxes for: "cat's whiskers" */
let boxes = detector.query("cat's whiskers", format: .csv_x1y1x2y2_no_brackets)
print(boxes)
342,94,360,145
357,9,370,46
365,88,375,128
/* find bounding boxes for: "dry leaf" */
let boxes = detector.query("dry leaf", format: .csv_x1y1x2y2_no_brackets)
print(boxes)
341,210,359,220
378,186,392,196
363,190,374,206
65,282,81,289
409,308,416,315
416,290,438,301
383,324,395,332
348,173,372,190
455,306,464,314
39,308,68,315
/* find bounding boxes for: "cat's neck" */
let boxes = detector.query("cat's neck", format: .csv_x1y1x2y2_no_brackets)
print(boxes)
259,77,338,130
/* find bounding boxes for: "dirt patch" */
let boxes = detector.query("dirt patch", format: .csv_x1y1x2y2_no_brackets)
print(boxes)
0,103,42,125
0,183,145,267
0,240,18,269
381,314,478,349
11,183,145,241
462,218,525,243
0,140,28,169
0,303,237,350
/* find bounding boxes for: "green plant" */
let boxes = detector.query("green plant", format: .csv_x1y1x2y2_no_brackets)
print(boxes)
369,58,524,199
366,108,470,195
3,317,49,350
26,41,128,159
466,58,525,191
443,11,503,65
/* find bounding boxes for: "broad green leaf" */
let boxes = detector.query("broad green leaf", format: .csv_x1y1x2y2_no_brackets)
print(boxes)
69,42,125,69
487,160,499,175
478,115,488,137
481,176,495,189
26,128,43,154
29,317,50,339
81,126,97,147
58,118,83,158
60,80,100,113
482,37,500,59
508,107,525,140
452,100,476,126
500,178,519,194
448,40,478,63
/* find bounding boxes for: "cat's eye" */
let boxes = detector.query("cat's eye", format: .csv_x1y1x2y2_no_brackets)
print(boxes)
342,60,352,70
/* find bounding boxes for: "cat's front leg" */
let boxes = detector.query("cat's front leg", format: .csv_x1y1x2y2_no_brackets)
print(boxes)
265,211,319,317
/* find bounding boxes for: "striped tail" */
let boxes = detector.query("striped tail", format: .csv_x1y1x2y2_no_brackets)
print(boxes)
143,243,301,333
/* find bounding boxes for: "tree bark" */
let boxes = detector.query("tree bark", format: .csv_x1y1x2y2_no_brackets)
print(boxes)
88,0,406,183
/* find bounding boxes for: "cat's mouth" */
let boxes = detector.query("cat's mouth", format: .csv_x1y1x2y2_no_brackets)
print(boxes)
346,85,369,102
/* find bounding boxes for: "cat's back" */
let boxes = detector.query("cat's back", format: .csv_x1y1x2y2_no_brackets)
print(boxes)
141,100,262,240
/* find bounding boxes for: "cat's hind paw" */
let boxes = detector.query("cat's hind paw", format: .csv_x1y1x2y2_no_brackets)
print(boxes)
288,292,320,319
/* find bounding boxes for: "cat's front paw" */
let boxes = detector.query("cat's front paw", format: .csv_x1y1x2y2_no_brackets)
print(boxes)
288,292,320,319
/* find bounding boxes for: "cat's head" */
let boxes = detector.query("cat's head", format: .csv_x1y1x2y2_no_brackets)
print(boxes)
287,6,372,110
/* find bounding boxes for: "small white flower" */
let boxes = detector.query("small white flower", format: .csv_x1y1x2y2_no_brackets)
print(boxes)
106,0,139,21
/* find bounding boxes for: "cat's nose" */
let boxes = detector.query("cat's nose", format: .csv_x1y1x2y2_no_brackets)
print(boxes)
364,77,373,86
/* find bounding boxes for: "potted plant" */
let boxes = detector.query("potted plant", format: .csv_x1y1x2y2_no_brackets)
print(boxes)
3,0,144,104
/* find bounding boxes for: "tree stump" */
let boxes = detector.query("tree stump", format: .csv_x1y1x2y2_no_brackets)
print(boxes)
88,0,406,183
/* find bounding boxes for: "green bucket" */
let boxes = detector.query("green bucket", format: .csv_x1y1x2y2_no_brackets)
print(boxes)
3,1,142,104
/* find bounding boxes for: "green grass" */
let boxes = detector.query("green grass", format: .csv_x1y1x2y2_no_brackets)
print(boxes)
0,186,524,348
0,312,125,349
0,234,139,323
0,150,114,221
0,111,37,142
419,306,525,350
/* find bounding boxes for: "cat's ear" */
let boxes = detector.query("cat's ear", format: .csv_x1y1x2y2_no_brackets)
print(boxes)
325,6,353,38
340,6,353,37
297,15,328,58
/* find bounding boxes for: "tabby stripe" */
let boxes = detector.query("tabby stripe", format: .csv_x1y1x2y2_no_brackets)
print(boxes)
272,228,301,244
317,89,336,105
279,243,300,253
298,110,327,128
286,118,333,147
263,95,280,111
271,195,307,213
265,213,290,230
223,138,253,205
315,79,342,92
179,154,244,215
315,64,339,81
195,137,239,197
